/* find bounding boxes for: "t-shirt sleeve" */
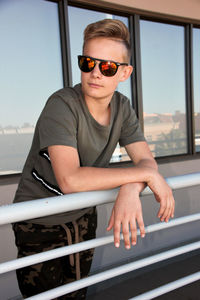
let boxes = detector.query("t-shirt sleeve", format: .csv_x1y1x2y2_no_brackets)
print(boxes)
38,96,78,150
119,99,146,147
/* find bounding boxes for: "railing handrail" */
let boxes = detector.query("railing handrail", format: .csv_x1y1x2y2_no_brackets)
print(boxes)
129,271,200,300
1,212,199,274
1,172,200,300
25,241,200,300
0,172,200,226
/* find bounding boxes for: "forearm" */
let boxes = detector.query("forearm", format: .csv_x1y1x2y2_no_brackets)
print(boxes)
59,165,153,194
49,143,158,194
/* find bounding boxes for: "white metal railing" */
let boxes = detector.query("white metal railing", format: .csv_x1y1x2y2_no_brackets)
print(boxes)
130,271,200,300
0,213,200,275
25,241,200,300
0,172,200,300
1,172,200,226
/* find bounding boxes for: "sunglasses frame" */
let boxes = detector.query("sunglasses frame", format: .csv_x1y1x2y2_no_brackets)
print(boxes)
78,55,128,77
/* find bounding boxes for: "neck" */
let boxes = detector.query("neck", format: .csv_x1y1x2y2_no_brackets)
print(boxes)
84,95,112,126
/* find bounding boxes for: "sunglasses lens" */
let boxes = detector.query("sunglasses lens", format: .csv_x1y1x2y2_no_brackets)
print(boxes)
100,62,117,77
78,56,119,77
78,56,95,72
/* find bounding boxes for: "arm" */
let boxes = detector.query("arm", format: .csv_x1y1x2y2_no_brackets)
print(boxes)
48,144,157,194
107,141,175,249
48,143,174,248
126,141,174,223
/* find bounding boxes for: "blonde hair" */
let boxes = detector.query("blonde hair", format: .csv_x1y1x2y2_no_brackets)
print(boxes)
83,19,131,62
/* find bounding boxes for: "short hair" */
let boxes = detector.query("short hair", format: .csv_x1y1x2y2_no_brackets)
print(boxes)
83,19,131,62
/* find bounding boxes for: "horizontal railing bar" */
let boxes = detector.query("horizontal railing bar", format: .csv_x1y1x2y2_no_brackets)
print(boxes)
26,241,200,300
129,271,200,300
0,172,200,225
0,189,119,226
0,213,199,274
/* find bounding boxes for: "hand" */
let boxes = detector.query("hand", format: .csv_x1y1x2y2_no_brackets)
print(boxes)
146,169,175,222
107,183,145,249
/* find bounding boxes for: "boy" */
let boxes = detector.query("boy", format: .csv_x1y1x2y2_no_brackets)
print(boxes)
13,19,174,299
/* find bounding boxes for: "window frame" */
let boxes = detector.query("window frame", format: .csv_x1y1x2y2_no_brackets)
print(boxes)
1,0,200,179
192,25,200,154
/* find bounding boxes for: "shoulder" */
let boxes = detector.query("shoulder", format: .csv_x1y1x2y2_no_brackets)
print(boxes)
47,84,82,106
42,84,83,116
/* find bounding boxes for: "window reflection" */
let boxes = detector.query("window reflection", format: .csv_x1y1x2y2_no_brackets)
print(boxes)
140,20,187,157
0,0,63,174
193,28,200,152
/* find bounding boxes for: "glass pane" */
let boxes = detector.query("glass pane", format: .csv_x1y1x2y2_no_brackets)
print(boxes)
193,28,200,152
68,6,131,162
0,0,63,175
140,20,187,157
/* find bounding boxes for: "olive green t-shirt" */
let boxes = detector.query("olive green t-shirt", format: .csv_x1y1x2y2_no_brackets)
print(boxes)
14,84,145,224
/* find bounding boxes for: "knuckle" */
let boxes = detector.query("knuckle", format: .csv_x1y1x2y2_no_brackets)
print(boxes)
114,227,120,234
123,229,129,235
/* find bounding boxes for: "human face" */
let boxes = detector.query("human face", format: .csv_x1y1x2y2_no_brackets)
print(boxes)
81,37,132,103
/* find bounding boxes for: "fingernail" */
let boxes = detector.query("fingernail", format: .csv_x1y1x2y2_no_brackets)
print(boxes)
126,245,131,249
115,242,120,248
141,234,145,238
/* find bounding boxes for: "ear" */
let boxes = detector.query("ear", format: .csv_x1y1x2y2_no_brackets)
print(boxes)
119,65,133,82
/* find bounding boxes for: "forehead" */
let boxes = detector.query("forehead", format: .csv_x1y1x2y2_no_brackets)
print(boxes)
83,37,127,62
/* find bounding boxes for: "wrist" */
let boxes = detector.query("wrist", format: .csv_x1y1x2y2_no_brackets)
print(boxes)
141,167,156,184
120,182,146,194
131,182,146,193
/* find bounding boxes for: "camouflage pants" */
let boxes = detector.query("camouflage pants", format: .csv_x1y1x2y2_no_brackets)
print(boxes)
12,208,97,300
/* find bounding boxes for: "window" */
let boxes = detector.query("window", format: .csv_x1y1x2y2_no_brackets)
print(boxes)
68,6,131,162
193,28,200,153
0,0,63,175
1,2,198,176
140,20,187,157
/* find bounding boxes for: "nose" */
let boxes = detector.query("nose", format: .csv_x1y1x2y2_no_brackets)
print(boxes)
91,62,102,78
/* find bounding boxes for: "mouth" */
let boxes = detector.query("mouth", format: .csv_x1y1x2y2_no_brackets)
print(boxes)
88,82,102,88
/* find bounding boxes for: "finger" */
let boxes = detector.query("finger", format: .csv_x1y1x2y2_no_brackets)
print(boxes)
166,198,174,222
157,198,167,220
136,213,145,238
114,220,121,248
162,194,175,222
170,196,175,218
164,190,175,221
130,219,137,246
122,221,131,249
107,210,114,231
160,199,170,222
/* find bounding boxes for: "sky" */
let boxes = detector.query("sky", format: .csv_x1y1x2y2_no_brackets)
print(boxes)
0,0,63,128
0,0,200,128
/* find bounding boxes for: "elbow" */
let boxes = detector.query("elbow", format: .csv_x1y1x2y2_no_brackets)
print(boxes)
59,174,80,194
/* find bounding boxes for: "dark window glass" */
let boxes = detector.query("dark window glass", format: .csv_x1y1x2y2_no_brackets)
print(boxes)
140,20,187,157
0,0,63,175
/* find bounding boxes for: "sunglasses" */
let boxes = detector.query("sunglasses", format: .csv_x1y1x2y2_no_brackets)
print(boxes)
78,55,128,77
